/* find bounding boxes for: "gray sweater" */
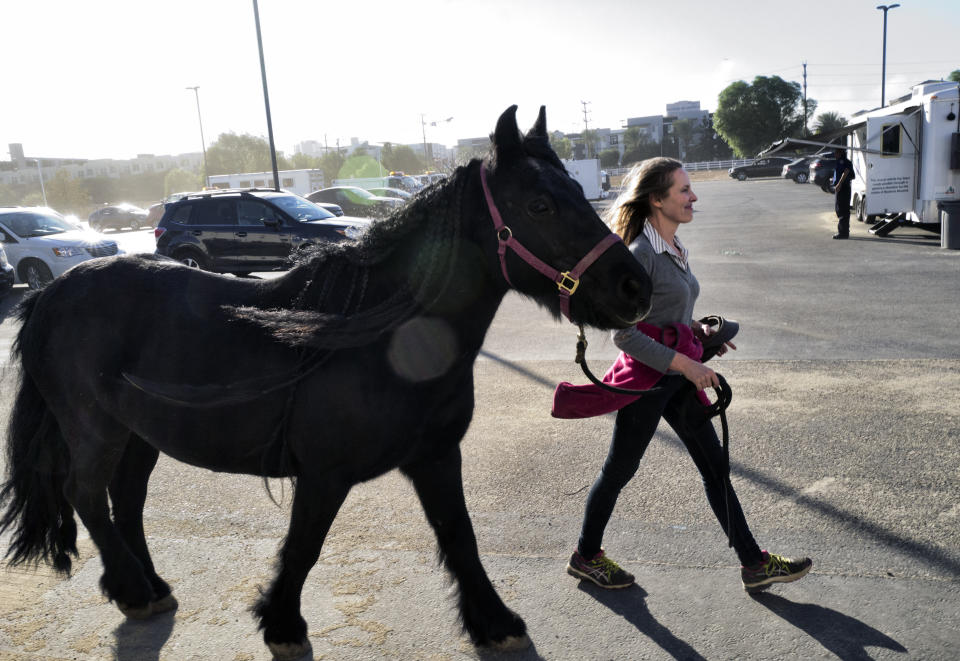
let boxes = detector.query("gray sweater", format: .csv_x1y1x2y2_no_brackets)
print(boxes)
612,234,700,373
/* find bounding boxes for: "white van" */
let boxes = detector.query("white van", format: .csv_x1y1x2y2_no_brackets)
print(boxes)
0,207,122,289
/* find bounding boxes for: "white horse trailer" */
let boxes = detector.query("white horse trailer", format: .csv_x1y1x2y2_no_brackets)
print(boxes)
762,81,960,239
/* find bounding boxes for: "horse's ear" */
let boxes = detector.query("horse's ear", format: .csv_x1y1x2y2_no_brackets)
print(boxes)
527,105,548,138
493,105,522,155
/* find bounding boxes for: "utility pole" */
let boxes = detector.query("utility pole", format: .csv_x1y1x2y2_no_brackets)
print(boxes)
877,4,900,107
580,100,592,158
802,61,809,136
252,0,280,191
185,86,209,188
421,114,429,167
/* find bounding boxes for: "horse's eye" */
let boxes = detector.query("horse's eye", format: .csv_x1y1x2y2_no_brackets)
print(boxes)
526,197,553,218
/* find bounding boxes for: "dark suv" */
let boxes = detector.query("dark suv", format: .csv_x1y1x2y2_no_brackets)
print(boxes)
808,156,838,191
154,189,370,274
728,157,793,180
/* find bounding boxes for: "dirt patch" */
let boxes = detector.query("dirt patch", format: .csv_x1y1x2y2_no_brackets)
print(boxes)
609,168,728,190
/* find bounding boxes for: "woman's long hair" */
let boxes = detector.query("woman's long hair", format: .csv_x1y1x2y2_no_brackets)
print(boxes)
605,157,683,246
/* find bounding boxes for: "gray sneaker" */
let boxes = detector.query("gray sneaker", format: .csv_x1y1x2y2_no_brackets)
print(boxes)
566,550,635,589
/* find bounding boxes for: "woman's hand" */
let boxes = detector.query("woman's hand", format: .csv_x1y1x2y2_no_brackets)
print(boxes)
713,340,737,357
670,352,719,390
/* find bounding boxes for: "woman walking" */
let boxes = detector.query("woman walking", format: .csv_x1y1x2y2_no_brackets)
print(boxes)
560,157,812,593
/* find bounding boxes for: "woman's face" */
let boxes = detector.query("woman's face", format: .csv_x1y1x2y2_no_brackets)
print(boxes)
653,168,697,225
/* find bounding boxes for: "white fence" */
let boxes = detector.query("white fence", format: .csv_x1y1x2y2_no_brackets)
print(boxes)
606,159,752,176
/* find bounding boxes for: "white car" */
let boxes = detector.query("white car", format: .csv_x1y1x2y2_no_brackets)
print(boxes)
0,207,122,289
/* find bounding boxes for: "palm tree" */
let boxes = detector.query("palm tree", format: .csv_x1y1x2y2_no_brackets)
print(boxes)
813,111,848,136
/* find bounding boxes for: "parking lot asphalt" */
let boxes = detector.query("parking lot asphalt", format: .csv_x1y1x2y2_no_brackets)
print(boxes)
1,177,959,660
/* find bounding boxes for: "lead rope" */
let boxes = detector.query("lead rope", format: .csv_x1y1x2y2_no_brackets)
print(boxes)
574,323,736,547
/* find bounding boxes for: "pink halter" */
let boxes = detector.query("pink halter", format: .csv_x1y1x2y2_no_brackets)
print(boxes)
480,166,622,321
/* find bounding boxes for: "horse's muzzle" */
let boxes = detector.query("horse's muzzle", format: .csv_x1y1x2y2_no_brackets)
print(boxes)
614,270,653,326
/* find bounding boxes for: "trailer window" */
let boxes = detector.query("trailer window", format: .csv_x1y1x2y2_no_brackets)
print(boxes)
881,123,901,156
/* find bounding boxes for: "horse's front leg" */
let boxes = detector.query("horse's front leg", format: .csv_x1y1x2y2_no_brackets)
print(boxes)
402,445,530,651
254,477,350,661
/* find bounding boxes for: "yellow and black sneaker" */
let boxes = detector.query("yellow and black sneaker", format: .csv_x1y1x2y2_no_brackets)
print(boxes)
566,550,635,589
741,550,812,593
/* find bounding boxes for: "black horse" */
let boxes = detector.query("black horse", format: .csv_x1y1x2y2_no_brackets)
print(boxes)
0,106,652,660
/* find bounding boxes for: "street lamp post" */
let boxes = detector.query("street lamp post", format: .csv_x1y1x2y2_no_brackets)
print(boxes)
421,115,453,169
34,160,48,207
185,86,209,188
876,4,900,107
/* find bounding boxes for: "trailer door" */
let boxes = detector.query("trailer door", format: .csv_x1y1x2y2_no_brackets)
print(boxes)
865,113,919,215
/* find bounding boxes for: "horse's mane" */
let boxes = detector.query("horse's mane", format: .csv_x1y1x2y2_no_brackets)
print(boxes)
229,159,477,350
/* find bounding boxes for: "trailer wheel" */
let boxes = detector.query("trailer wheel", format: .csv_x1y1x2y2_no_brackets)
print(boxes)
856,196,866,222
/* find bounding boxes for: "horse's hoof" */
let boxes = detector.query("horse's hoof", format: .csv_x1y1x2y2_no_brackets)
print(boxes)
267,639,313,661
117,602,153,620
150,594,179,614
489,634,532,651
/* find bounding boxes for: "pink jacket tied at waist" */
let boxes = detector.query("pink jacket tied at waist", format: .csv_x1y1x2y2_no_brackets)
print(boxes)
551,322,707,419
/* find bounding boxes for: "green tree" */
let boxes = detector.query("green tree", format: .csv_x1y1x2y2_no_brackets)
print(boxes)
598,148,620,168
205,132,283,175
45,169,90,214
581,129,599,159
318,150,346,186
948,69,960,83
621,129,660,166
289,152,322,169
813,111,848,136
454,143,488,165
714,76,809,157
165,168,203,195
682,117,734,162
550,134,573,160
381,144,423,174
623,127,644,153
672,119,694,161
338,154,383,179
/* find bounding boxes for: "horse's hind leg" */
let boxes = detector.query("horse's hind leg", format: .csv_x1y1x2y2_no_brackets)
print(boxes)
402,446,529,650
61,425,157,617
254,476,350,661
108,435,177,615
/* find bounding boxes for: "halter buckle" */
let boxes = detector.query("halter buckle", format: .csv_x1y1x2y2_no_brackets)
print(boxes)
557,272,580,295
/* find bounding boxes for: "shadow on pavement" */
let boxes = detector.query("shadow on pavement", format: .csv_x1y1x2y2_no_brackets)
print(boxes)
576,582,708,660
475,639,546,661
735,462,960,579
481,349,960,580
752,593,907,660
111,608,176,661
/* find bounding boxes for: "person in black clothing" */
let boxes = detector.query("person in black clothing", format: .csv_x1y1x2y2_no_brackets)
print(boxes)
831,147,855,239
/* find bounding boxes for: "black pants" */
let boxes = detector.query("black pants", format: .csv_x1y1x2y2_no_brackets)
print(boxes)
577,374,763,566
836,186,851,236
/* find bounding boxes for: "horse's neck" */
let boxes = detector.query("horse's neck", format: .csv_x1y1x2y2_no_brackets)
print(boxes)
385,171,506,354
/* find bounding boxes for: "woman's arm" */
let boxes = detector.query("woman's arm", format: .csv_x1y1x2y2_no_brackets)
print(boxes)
669,351,719,390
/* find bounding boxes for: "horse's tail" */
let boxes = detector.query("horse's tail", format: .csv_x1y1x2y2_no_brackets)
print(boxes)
0,293,77,575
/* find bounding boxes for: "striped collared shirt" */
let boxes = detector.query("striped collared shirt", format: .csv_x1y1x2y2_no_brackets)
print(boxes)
642,222,689,271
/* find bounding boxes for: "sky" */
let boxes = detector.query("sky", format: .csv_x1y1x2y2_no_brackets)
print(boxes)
2,0,958,162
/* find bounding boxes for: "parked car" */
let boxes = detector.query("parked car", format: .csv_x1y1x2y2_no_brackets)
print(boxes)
808,156,838,190
146,192,196,227
0,206,121,289
367,187,412,201
154,189,370,274
728,157,793,181
781,156,815,183
88,203,150,232
306,186,403,219
0,243,15,297
314,202,344,216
